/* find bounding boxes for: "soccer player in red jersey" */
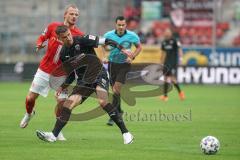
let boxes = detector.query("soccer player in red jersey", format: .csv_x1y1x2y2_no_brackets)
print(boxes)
20,4,84,141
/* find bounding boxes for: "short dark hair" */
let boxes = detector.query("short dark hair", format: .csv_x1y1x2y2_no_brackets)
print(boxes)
115,16,126,23
55,25,68,35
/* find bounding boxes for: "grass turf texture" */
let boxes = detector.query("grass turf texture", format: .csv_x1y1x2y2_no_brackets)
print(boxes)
0,82,239,160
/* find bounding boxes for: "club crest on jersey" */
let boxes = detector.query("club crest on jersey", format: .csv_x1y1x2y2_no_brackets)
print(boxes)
75,44,80,51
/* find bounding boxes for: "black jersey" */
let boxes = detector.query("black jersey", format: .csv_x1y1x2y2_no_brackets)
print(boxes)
60,35,99,61
161,38,181,68
60,35,104,85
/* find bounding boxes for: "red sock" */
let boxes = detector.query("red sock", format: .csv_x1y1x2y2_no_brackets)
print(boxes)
25,97,35,114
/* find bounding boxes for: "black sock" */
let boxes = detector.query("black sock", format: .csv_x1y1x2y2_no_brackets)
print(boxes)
173,83,181,93
164,82,168,96
112,93,123,113
52,107,71,137
103,103,128,134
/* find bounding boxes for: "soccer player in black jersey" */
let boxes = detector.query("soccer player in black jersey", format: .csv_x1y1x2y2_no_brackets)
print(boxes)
36,25,134,144
160,29,185,101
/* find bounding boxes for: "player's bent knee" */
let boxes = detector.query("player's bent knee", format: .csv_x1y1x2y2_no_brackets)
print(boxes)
112,87,121,95
63,95,82,110
62,100,74,110
98,99,108,108
26,95,36,103
70,100,81,109
27,92,39,101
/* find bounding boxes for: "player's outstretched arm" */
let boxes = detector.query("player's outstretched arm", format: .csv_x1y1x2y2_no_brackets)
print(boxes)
35,43,46,53
35,23,55,53
100,38,135,59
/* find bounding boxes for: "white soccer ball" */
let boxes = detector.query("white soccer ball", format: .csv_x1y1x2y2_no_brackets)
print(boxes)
200,136,220,155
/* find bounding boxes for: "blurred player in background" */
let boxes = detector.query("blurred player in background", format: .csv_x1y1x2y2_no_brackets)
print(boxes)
19,4,84,141
160,29,185,101
36,25,134,144
103,16,142,126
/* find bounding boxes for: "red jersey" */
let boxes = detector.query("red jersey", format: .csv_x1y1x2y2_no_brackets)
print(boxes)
36,22,84,74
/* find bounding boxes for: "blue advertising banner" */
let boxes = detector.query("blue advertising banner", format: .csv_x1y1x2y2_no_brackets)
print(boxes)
182,47,240,66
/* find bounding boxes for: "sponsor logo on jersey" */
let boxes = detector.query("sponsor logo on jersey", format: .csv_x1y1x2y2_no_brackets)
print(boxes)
89,35,96,40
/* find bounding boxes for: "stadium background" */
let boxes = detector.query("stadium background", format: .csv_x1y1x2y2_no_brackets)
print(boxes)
0,0,239,84
0,0,239,160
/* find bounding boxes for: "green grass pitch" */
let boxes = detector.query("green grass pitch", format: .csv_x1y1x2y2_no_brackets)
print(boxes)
0,82,239,160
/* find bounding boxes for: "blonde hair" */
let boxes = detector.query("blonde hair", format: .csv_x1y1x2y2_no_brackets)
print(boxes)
64,4,79,15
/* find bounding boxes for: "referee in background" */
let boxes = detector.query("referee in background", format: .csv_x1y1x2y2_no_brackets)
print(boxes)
160,28,185,101
103,16,142,126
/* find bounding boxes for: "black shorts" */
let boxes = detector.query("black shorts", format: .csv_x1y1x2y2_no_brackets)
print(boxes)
163,65,177,77
108,62,131,85
70,68,109,103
